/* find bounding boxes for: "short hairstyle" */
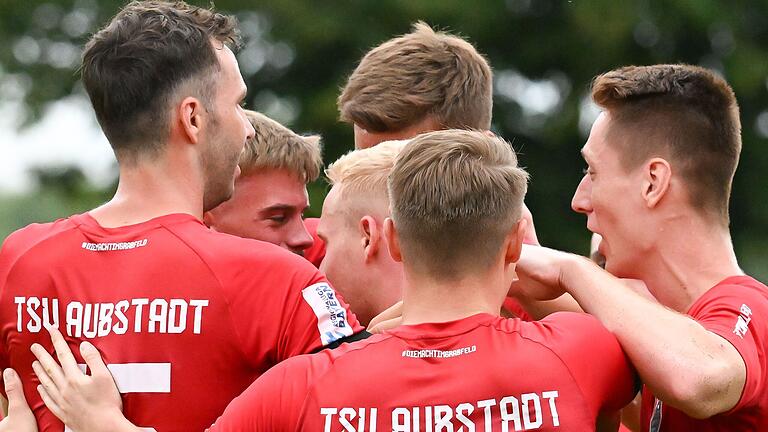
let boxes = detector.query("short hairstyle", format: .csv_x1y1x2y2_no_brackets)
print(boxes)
389,130,529,280
592,64,741,225
82,0,240,161
240,110,323,183
338,22,493,133
326,139,408,200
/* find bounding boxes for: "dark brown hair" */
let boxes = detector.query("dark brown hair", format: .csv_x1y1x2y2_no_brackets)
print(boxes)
339,22,493,133
592,64,741,224
82,1,240,160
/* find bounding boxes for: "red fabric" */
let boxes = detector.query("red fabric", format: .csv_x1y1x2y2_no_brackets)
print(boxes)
210,312,636,431
503,297,533,321
302,217,326,268
0,213,362,431
640,276,768,431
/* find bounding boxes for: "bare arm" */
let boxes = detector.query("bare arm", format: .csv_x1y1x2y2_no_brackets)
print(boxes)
516,245,746,419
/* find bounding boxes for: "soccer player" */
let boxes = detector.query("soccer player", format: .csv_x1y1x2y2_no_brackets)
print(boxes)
301,21,495,264
0,1,361,430
27,130,637,431
318,140,407,326
203,110,319,255
338,22,493,149
513,64,768,431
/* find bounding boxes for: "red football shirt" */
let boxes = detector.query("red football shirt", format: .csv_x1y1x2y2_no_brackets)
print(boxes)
302,217,325,268
209,312,637,431
640,275,768,431
0,213,362,431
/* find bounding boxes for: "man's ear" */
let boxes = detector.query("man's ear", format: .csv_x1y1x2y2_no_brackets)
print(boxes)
505,218,528,264
383,218,402,263
359,216,380,263
177,97,205,145
642,158,672,208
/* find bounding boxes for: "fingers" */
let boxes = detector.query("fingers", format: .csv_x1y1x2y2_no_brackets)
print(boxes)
48,327,81,377
36,383,64,422
79,342,109,378
31,360,59,401
3,369,30,414
367,300,403,330
368,316,402,334
30,344,65,391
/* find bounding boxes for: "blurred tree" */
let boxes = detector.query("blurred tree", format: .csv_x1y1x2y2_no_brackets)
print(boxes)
1,0,767,278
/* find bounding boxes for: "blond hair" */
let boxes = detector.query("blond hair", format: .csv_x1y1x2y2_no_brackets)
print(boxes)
389,130,529,280
338,22,493,133
591,64,741,225
326,139,408,201
239,110,323,183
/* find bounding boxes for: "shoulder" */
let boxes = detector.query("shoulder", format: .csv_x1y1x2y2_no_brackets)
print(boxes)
515,312,625,365
520,311,611,341
691,276,768,321
1,218,75,267
174,226,321,280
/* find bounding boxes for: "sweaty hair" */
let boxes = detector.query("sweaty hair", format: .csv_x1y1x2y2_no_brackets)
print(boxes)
81,0,240,161
338,22,493,133
240,110,323,183
591,64,741,225
388,130,529,280
326,139,408,200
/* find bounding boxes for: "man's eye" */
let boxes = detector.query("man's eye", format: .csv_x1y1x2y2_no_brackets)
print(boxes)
269,216,286,223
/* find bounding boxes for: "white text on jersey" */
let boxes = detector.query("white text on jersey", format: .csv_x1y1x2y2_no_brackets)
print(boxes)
320,391,560,431
14,296,209,338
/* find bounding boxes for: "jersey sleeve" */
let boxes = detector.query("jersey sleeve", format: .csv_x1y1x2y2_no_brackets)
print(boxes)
277,268,363,360
0,225,46,398
217,242,363,366
691,283,768,411
542,312,638,414
206,354,314,432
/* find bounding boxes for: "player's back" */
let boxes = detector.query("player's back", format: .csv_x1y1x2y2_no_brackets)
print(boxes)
214,312,637,431
0,212,358,431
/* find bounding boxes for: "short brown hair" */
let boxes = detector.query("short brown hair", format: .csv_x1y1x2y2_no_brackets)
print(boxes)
389,130,529,280
592,64,741,224
82,1,240,161
339,22,493,133
240,110,323,183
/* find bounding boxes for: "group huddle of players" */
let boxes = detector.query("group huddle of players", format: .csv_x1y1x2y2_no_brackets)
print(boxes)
0,1,766,431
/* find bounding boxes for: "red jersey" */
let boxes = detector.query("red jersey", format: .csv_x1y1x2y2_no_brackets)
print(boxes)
641,275,768,431
503,297,533,321
210,312,637,431
0,213,362,431
302,217,325,268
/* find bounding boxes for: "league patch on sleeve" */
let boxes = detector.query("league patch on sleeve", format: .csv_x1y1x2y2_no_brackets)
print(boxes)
302,282,354,345
733,303,753,339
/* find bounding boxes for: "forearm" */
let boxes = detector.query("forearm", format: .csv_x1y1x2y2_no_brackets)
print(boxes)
560,257,745,417
514,293,584,319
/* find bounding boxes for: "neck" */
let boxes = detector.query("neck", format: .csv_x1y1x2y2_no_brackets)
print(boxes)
400,264,507,326
636,216,742,312
90,152,204,228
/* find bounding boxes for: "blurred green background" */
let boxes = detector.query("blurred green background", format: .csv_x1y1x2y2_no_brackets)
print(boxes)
1,0,767,278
